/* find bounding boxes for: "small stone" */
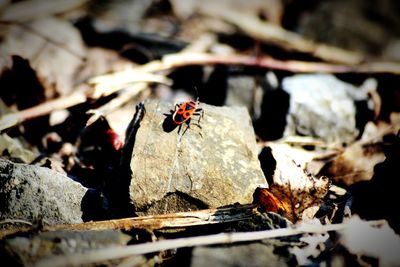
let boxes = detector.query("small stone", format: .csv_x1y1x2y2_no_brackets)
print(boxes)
282,74,375,144
191,243,287,267
1,230,132,266
128,99,266,214
0,158,87,224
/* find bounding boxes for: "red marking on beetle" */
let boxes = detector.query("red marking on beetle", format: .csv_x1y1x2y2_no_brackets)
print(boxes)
172,97,204,127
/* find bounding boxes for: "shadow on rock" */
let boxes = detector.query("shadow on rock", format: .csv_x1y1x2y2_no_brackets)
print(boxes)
162,113,179,133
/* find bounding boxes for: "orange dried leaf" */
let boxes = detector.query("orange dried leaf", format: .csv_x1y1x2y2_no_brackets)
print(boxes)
268,143,331,222
252,186,287,215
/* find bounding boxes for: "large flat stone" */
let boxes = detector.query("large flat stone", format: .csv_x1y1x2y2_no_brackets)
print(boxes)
128,99,266,214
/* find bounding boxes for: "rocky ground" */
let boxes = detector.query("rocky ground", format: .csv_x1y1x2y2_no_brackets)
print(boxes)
1,0,400,266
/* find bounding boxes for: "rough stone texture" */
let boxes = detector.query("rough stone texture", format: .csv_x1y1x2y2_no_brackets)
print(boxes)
282,74,375,144
0,158,87,224
1,230,132,267
0,134,38,163
191,243,288,267
129,99,266,213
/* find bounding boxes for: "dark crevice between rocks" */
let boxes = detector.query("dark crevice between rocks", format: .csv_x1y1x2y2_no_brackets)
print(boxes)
258,147,275,186
104,102,146,219
354,99,375,139
200,65,229,106
253,83,290,141
81,188,111,222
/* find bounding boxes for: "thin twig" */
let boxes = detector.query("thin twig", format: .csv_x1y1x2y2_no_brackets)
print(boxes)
0,89,87,132
0,219,33,226
195,6,363,65
159,53,400,74
88,72,171,99
2,51,400,132
0,204,257,239
33,219,385,267
86,83,151,126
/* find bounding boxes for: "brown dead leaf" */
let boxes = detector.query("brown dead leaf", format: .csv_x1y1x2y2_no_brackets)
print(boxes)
1,17,86,97
253,185,286,215
319,119,400,185
268,143,331,222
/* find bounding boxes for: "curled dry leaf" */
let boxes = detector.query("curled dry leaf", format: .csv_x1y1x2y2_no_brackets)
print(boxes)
268,143,331,222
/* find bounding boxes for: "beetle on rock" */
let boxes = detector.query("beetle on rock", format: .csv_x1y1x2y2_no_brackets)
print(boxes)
171,91,204,134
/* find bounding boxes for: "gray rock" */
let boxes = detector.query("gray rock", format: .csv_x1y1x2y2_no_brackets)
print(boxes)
0,158,87,224
0,134,38,164
2,230,132,267
282,74,375,144
128,100,266,214
191,243,287,267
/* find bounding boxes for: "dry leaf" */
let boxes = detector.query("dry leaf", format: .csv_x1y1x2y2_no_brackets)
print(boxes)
268,143,331,222
320,119,400,185
253,185,286,215
1,17,86,97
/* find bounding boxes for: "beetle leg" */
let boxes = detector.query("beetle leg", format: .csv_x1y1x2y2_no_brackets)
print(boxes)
193,108,204,123
181,119,192,136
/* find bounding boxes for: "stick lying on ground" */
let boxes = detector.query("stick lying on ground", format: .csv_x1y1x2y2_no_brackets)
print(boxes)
0,204,257,239
1,51,400,132
33,218,387,267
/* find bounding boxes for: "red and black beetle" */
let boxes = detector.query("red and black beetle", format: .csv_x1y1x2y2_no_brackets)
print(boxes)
171,91,204,133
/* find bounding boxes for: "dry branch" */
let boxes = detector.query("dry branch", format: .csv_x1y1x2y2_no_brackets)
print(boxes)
2,51,400,132
0,89,87,131
0,204,257,239
196,7,363,65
